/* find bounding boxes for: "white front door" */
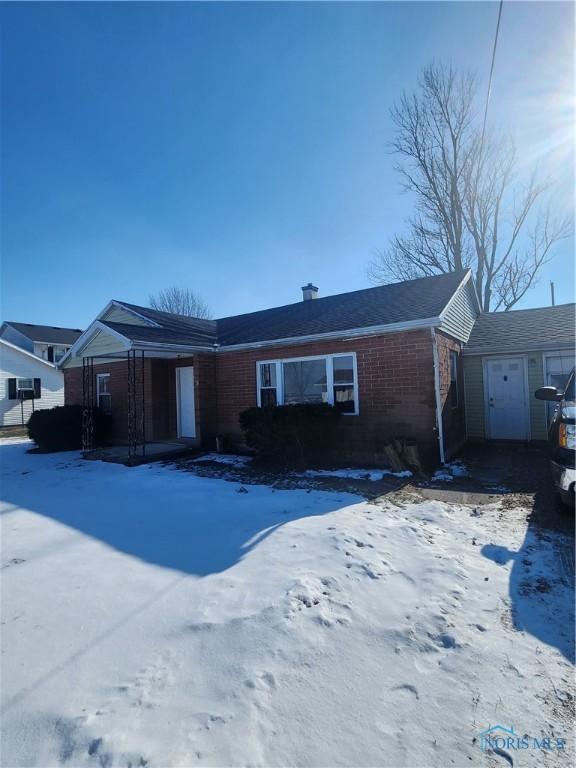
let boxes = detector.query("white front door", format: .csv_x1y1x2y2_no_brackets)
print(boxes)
176,366,196,438
485,358,528,440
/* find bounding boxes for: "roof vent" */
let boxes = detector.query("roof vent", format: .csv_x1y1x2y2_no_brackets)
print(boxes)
301,283,318,301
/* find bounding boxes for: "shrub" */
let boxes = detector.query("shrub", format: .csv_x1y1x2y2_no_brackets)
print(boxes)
28,405,110,452
239,403,341,466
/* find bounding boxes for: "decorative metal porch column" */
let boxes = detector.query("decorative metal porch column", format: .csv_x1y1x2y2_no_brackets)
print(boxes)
81,357,95,451
127,350,146,461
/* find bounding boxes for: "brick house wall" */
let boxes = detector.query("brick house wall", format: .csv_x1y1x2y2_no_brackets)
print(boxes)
65,355,219,446
64,327,465,464
212,328,441,463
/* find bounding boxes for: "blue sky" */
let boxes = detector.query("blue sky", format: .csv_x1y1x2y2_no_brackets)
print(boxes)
1,1,574,327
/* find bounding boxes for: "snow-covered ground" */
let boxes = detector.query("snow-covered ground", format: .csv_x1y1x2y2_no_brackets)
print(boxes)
1,441,573,767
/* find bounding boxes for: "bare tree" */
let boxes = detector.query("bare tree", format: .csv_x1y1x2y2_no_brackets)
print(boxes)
369,63,572,311
149,286,212,319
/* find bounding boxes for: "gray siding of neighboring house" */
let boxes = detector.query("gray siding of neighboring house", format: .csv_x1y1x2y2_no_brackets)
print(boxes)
440,280,478,343
101,306,151,326
463,356,485,438
464,351,549,441
527,354,547,441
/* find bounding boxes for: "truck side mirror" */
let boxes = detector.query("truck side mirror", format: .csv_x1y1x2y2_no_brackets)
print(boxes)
534,386,563,402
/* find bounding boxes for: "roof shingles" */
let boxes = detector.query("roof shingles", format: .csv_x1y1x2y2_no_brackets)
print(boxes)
464,303,576,355
113,271,469,348
2,322,83,345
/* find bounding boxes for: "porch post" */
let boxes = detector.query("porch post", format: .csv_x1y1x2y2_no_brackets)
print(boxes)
82,357,95,451
127,350,136,460
141,350,146,457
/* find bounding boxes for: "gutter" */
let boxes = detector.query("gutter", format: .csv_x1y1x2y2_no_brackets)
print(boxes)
431,327,446,464
215,316,442,352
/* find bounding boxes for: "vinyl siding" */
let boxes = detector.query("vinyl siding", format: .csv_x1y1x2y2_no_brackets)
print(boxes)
440,280,478,343
527,353,547,440
463,356,485,438
0,342,64,426
101,305,151,326
464,351,549,441
63,329,130,368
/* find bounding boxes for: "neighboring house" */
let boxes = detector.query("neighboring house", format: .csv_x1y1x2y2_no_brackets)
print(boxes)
0,340,67,426
60,270,480,463
463,304,576,442
0,323,83,427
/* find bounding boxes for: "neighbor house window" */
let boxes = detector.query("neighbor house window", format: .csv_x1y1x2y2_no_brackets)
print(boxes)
96,374,112,414
450,350,459,408
256,353,358,415
53,346,69,363
7,378,40,400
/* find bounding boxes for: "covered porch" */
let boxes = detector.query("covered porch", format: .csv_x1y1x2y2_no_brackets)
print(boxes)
62,321,217,464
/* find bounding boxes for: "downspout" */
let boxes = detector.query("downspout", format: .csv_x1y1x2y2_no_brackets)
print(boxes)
431,327,446,464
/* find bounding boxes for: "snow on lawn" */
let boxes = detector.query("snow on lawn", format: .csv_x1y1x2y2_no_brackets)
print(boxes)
1,443,573,767
192,453,253,467
432,461,471,483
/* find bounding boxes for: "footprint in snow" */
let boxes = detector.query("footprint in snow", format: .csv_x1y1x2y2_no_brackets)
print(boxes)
391,683,419,699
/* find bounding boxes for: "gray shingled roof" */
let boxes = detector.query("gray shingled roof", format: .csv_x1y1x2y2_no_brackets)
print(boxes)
464,303,576,355
112,271,468,349
3,322,83,345
101,321,216,348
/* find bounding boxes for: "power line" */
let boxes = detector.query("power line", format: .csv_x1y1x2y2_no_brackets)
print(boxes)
481,0,504,147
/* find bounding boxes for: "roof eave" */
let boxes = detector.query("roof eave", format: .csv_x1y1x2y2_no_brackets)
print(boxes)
463,342,575,356
216,316,442,352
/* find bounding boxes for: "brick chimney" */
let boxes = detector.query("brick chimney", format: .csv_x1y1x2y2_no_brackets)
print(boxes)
301,283,319,301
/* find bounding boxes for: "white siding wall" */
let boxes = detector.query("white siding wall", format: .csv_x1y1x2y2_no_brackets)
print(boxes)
441,281,479,343
101,306,150,326
0,343,64,426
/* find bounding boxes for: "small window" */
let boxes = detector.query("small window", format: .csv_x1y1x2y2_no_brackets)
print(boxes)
332,355,355,414
97,374,112,414
16,378,38,400
450,351,459,408
53,346,68,363
259,363,278,406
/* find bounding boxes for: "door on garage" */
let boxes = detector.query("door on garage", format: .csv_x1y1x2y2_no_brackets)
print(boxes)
485,358,529,440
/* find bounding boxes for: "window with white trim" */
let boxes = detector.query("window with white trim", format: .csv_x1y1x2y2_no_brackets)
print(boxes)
257,353,358,415
96,373,112,414
449,350,459,408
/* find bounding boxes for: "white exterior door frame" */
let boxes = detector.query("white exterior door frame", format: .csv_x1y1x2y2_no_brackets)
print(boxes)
175,366,196,439
483,355,530,441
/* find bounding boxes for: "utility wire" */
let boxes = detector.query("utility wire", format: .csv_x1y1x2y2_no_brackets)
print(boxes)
481,0,504,148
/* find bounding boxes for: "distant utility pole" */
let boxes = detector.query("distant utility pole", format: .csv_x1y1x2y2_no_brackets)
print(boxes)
550,281,556,307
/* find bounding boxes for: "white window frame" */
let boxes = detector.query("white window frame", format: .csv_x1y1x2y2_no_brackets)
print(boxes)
256,352,359,415
96,373,112,412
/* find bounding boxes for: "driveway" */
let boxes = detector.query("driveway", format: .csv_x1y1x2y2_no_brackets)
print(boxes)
1,440,573,767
